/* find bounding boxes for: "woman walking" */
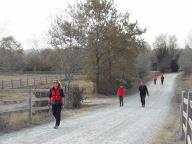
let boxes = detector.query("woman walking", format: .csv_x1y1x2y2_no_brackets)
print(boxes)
117,85,126,107
161,74,164,85
152,73,158,85
48,80,64,129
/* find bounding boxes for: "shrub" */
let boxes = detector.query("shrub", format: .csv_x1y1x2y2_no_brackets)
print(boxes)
65,86,85,108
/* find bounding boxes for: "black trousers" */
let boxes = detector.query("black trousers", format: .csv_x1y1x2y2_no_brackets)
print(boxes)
140,94,146,107
119,96,124,107
154,80,157,85
161,79,164,85
52,103,62,126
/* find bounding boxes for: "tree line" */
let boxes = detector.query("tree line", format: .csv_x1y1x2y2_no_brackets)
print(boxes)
0,0,192,94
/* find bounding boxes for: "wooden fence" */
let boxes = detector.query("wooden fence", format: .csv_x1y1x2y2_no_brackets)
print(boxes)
181,90,192,144
0,87,49,121
0,75,66,89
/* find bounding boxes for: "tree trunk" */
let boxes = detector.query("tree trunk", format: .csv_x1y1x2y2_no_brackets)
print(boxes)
95,46,100,93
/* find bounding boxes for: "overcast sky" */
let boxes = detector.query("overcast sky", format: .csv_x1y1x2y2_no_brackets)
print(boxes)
0,0,192,49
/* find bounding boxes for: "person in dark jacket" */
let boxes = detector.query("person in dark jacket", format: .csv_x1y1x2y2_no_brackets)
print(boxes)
161,74,164,85
48,80,64,129
139,81,149,107
117,85,126,107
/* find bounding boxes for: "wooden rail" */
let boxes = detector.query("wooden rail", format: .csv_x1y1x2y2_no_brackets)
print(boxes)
181,90,192,144
0,87,50,121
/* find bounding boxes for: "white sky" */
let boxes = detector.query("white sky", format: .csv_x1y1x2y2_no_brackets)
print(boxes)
0,0,192,49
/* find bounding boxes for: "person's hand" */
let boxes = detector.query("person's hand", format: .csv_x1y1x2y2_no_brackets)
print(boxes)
61,98,64,105
48,99,51,105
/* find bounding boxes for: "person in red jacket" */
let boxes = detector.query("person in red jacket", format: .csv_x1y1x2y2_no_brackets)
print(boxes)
117,85,126,107
152,73,158,85
161,74,164,85
48,80,64,129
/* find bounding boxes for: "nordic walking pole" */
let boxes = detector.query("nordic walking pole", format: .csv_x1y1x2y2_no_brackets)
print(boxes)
148,95,149,108
48,104,54,120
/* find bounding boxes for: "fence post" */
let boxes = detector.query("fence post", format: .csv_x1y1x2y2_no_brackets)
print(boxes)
33,78,35,86
27,78,29,86
11,80,13,89
1,80,3,89
190,95,192,144
28,85,32,121
46,76,48,84
187,92,192,144
20,79,22,88
181,91,185,140
185,92,190,144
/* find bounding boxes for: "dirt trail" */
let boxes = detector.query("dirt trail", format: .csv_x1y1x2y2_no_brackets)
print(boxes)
0,73,178,144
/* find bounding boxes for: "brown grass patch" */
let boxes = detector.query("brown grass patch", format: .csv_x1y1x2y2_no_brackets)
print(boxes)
0,93,28,100
152,115,181,144
0,112,29,132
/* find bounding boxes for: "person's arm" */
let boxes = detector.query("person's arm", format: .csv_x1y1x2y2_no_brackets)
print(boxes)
117,88,119,96
145,86,149,96
123,88,126,96
60,89,65,97
139,86,141,92
48,89,52,105
60,89,65,105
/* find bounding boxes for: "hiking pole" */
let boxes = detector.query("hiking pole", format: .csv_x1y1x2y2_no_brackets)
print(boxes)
148,96,149,108
48,104,54,120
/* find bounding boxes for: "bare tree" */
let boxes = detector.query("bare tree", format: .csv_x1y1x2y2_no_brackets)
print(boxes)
153,34,179,72
185,33,192,48
179,47,192,74
49,15,84,86
135,49,151,79
0,23,9,39
0,36,24,71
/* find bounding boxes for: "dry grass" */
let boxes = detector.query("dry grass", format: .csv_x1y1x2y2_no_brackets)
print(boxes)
176,74,192,90
0,112,29,132
152,115,182,144
0,93,28,100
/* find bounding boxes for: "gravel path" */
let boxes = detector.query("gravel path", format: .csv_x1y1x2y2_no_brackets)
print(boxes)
0,73,178,144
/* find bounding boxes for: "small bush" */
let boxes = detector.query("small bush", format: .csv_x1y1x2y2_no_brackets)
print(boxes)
65,86,85,108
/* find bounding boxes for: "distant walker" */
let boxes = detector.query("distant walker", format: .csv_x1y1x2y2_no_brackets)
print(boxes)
117,85,126,107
